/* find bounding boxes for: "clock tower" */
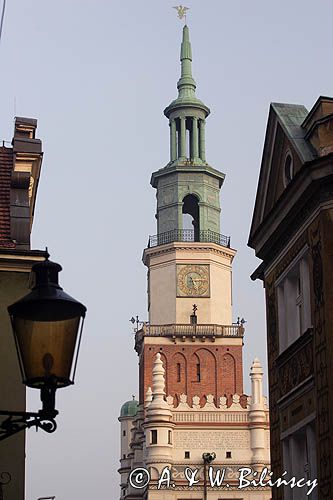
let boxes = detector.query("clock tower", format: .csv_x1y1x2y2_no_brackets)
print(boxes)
119,24,270,500
140,24,240,405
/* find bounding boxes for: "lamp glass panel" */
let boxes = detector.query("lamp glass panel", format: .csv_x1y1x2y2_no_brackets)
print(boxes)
13,316,80,387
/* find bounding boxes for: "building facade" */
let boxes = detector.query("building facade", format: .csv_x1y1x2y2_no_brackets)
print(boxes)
248,97,333,499
119,26,270,500
0,117,46,500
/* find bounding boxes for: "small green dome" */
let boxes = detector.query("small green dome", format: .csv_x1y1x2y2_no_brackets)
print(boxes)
120,399,138,418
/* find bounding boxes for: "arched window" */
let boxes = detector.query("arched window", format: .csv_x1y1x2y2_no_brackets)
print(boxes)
182,194,200,241
284,152,293,186
190,352,201,383
222,353,236,394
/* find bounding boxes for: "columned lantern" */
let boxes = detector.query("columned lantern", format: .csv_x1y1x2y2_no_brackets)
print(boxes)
150,25,225,242
0,257,86,441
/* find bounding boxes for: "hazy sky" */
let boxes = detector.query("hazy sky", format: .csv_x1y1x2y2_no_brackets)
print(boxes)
1,1,332,498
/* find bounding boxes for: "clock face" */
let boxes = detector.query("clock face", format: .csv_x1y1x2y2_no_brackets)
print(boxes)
177,264,210,297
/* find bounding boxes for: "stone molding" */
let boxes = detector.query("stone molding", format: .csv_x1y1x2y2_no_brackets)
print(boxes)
165,392,268,413
143,242,236,266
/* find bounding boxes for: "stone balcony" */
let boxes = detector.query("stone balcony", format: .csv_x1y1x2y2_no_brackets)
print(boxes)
135,323,244,352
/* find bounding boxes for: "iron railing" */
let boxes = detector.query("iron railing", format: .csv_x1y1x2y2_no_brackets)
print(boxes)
148,229,230,248
140,323,244,338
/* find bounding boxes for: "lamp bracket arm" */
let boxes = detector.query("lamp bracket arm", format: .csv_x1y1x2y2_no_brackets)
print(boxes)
0,409,58,441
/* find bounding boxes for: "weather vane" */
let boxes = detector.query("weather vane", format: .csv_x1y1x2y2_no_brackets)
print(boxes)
173,5,189,24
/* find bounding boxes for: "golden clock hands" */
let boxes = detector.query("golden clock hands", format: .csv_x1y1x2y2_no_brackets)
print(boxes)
191,277,206,290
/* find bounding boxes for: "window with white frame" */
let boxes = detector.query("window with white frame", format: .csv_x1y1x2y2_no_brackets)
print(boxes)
276,250,311,353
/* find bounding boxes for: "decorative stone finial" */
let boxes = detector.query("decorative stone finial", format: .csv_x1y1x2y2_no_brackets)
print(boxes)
152,353,165,399
249,358,267,470
145,386,153,408
146,354,172,419
250,358,264,407
251,358,263,373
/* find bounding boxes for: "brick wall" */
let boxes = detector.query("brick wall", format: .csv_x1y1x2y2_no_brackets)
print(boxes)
140,343,244,407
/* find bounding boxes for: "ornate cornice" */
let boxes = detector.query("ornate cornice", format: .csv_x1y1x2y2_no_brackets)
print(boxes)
250,158,333,264
143,242,236,266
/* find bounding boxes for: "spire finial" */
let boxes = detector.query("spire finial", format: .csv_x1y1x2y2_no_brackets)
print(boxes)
173,5,189,24
177,23,196,100
163,10,211,153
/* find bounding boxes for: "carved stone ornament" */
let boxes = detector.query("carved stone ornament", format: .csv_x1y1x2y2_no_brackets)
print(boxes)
166,395,174,408
192,395,200,409
219,396,227,409
203,394,215,409
177,393,190,410
232,393,240,404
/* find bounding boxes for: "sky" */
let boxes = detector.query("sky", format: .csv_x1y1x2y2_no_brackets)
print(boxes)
1,1,332,498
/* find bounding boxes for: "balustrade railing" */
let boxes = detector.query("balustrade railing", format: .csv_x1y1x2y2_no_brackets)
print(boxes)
172,412,250,423
148,229,230,248
140,323,244,338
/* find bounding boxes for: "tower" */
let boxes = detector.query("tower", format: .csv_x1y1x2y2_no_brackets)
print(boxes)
119,25,270,500
141,23,240,410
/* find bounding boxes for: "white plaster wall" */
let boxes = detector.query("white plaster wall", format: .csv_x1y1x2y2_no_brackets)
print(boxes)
149,261,177,324
146,243,235,325
172,428,252,463
120,418,134,459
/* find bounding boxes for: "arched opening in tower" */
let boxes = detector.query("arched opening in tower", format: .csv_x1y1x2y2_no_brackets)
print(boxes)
182,194,200,241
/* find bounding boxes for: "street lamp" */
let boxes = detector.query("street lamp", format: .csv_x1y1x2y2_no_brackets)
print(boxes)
202,452,216,500
0,258,86,441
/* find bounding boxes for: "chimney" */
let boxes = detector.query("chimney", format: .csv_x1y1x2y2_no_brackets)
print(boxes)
12,117,42,154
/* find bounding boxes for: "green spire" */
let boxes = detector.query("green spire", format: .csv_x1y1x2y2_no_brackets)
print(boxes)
177,25,196,99
164,24,209,117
